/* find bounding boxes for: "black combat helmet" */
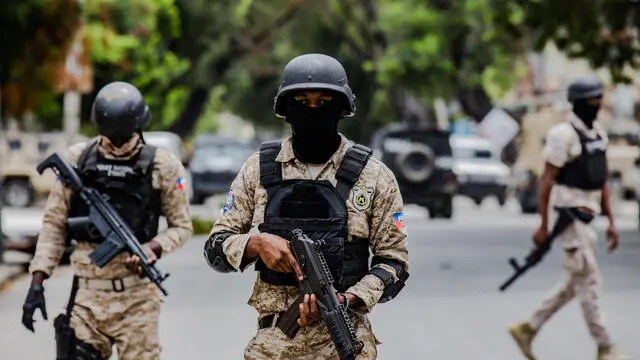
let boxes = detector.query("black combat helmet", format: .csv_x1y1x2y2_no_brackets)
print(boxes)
273,53,356,118
567,77,604,103
91,81,150,146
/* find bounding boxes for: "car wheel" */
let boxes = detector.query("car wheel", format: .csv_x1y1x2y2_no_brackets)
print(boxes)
440,197,453,219
497,194,507,207
426,206,437,219
2,178,33,207
191,193,206,205
520,202,537,214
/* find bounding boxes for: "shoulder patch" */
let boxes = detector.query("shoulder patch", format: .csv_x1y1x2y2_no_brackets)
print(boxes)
351,184,374,211
222,189,235,213
393,212,405,229
176,177,187,190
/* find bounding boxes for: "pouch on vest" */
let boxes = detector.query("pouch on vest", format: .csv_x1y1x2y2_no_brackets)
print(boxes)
255,141,372,292
68,140,162,244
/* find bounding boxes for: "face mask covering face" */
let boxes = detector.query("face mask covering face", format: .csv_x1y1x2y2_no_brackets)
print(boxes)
572,98,601,129
286,98,343,164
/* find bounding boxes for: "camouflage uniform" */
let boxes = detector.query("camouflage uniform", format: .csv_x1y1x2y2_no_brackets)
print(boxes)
29,134,193,359
210,134,409,360
528,114,612,345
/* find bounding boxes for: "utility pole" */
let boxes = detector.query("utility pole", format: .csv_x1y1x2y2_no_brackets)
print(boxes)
55,25,93,140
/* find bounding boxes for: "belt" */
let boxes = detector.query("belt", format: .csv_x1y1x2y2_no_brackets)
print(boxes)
76,275,150,292
258,312,285,330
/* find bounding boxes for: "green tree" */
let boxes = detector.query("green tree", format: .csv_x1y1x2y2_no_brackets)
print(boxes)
0,0,81,124
512,0,640,82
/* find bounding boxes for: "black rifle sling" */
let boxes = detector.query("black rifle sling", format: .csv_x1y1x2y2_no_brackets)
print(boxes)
77,139,99,170
335,144,373,201
259,141,283,200
65,276,80,317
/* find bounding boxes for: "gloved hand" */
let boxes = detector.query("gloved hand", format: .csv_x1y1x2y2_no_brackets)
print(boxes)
21,284,48,332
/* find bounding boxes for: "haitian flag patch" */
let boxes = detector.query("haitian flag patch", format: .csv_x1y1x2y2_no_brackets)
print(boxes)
393,212,405,229
222,190,234,213
176,177,187,190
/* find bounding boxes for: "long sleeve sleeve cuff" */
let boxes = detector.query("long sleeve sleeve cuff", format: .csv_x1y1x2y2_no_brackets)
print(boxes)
345,274,385,314
222,233,253,272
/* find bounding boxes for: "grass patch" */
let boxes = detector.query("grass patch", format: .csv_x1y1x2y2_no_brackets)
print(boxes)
192,217,215,235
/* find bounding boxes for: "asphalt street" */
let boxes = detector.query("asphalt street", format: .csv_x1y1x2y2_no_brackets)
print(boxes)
0,197,639,360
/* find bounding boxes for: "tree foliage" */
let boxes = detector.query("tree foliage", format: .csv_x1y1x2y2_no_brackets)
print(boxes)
4,0,640,142
513,0,640,82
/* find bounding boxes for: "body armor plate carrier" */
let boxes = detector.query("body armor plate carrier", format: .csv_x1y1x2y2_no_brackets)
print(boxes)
556,125,608,191
68,139,163,244
255,141,372,292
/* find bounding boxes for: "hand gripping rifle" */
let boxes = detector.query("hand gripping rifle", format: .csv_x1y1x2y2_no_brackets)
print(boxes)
498,207,594,292
276,229,364,360
37,152,170,296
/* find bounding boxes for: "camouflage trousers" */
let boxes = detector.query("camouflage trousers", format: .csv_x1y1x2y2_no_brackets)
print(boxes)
69,282,163,359
244,313,380,359
529,220,611,347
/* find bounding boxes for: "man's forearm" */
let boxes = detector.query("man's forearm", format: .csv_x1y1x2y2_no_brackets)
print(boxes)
537,175,554,229
30,271,48,286
601,183,615,225
243,234,262,264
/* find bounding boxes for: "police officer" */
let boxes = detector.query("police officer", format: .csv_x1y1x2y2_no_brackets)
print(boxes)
21,81,193,359
204,53,410,359
508,77,631,360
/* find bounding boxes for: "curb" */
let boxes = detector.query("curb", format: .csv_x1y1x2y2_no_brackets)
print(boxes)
0,264,28,294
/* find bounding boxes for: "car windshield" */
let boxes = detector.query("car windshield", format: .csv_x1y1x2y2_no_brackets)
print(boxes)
193,144,254,163
144,135,182,158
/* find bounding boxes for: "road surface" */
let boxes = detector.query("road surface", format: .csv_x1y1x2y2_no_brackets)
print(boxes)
1,197,639,359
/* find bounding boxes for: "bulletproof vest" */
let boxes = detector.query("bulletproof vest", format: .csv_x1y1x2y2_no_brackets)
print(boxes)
255,141,372,292
556,125,608,190
68,139,162,244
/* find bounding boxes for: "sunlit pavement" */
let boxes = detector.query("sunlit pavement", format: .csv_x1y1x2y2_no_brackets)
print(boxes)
1,196,639,359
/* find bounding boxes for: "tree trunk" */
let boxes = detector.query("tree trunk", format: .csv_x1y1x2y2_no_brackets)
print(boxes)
164,87,210,137
456,84,493,122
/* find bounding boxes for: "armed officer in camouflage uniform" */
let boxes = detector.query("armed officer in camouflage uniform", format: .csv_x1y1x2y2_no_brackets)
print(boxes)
508,77,631,360
204,53,410,359
21,81,193,360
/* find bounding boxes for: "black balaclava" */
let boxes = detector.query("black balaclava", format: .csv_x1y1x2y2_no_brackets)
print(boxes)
572,98,601,129
285,96,343,164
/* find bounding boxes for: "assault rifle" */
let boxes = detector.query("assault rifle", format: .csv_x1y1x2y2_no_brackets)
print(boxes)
36,152,170,296
276,229,364,360
498,207,593,292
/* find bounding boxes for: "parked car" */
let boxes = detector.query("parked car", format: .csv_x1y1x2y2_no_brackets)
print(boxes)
142,131,193,202
371,123,458,219
450,135,510,206
189,135,257,204
0,131,89,207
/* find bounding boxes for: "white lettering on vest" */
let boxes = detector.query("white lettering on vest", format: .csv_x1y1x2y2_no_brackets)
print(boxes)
96,164,135,178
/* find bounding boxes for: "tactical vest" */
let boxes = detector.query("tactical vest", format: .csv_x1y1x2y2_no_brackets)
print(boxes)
255,141,373,292
556,124,608,191
67,139,162,244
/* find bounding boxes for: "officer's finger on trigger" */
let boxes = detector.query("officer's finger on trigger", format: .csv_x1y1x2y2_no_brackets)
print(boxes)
288,255,303,280
310,294,318,315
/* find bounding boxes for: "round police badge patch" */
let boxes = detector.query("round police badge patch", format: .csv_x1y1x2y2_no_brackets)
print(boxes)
222,190,235,213
351,185,374,211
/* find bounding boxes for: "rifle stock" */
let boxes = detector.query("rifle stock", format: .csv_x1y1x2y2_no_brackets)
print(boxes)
37,152,170,296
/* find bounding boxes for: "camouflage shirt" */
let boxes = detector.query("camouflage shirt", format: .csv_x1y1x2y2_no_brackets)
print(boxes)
29,134,193,279
209,134,409,316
